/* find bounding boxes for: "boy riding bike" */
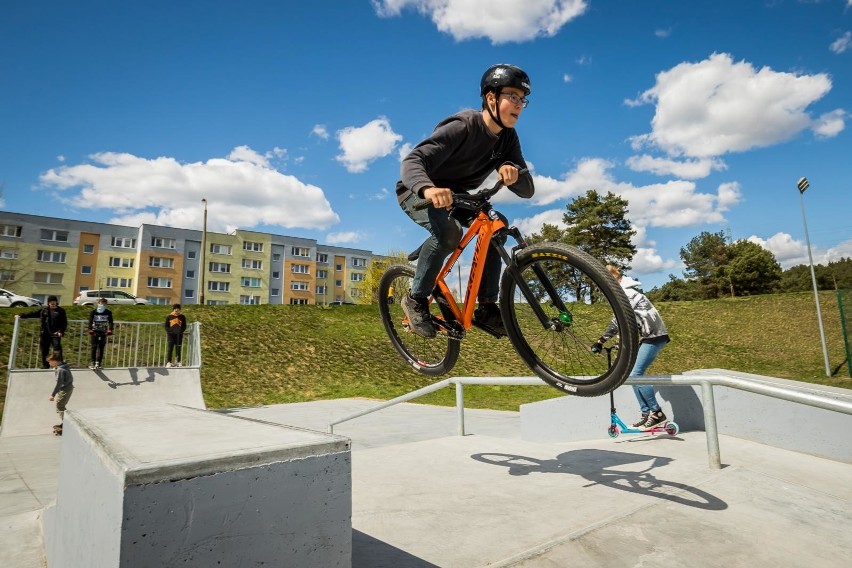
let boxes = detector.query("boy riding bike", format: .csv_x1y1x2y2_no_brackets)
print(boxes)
396,63,535,339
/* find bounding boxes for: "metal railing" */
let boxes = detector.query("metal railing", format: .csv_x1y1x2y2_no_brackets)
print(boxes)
8,318,202,370
328,373,852,470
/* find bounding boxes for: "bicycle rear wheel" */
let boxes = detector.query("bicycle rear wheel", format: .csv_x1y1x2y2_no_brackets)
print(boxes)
500,243,638,397
378,264,460,376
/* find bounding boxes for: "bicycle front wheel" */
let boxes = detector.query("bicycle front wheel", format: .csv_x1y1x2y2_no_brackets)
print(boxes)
500,243,638,397
378,263,460,376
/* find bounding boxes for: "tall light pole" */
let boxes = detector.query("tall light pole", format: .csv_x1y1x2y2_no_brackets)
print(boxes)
797,177,831,377
199,198,208,306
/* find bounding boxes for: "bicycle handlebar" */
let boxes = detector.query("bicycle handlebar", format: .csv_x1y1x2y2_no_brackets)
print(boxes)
411,168,530,212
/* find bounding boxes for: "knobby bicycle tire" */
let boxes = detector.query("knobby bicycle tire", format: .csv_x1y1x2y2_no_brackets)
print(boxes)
378,263,460,376
499,243,638,397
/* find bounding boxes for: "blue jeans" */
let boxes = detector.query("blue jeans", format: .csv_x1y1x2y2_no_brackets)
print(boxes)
401,194,506,302
630,338,667,413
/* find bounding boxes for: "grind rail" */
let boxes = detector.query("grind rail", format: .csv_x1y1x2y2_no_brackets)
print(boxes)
328,372,852,469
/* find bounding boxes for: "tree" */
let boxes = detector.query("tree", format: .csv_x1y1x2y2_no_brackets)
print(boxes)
680,231,729,298
647,275,704,302
528,190,636,302
725,240,782,295
359,250,409,304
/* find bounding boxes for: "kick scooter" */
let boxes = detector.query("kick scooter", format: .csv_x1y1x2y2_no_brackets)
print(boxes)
603,346,679,438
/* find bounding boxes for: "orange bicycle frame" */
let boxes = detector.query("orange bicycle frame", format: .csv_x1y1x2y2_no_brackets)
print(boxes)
431,210,507,330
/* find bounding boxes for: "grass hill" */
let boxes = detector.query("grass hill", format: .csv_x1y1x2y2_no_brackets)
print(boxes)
2,291,850,421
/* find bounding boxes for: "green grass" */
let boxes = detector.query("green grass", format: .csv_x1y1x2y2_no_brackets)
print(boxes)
1,291,850,422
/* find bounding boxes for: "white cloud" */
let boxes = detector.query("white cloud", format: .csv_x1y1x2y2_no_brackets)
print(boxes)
312,124,330,140
370,188,390,201
38,148,339,233
812,109,847,137
326,231,367,244
336,117,402,173
747,233,852,269
626,154,726,179
372,0,588,44
628,53,840,158
563,73,572,83
398,142,413,162
654,28,671,38
829,31,852,54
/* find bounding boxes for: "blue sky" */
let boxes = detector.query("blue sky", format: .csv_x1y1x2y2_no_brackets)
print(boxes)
1,0,850,290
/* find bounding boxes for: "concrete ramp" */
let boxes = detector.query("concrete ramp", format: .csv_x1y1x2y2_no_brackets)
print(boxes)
1,367,205,438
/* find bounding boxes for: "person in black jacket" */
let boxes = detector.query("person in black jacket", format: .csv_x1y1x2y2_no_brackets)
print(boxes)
17,295,67,369
395,63,535,339
164,304,187,367
87,298,114,369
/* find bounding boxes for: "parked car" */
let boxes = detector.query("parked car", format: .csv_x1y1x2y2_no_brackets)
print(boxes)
0,288,42,308
328,301,356,306
74,290,149,306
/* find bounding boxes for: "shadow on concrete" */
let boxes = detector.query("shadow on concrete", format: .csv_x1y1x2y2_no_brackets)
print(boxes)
352,530,439,568
93,367,168,389
658,385,705,431
471,448,727,511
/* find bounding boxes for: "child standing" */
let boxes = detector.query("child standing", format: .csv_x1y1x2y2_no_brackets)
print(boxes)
87,298,114,369
47,352,74,435
164,304,186,367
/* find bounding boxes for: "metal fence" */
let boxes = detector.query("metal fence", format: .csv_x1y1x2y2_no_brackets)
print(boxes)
8,319,202,370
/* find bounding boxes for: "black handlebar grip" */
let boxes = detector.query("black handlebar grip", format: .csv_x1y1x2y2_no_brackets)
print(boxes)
412,199,432,211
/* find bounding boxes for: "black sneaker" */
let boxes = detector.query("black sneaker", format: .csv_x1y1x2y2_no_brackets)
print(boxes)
642,410,667,429
401,294,436,339
632,413,649,428
474,302,506,336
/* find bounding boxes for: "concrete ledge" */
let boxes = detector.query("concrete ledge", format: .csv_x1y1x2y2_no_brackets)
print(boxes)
43,404,352,568
521,369,852,463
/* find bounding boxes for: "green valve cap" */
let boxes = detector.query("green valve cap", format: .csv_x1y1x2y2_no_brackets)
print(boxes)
558,312,572,324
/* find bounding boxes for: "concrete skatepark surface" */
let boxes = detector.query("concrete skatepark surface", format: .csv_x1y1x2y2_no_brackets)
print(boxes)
2,379,852,567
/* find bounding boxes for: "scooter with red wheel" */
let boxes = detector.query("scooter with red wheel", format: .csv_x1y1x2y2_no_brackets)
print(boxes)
601,346,679,438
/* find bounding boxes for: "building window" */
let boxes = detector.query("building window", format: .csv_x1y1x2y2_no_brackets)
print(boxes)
81,265,92,275
291,282,308,291
0,224,22,238
350,273,365,282
187,250,197,259
317,269,328,279
335,279,342,287
186,270,195,279
240,295,261,305
336,263,343,271
317,253,328,263
353,257,367,268
291,246,310,257
210,244,232,255
0,248,19,260
108,257,134,268
242,259,263,270
316,285,327,295
272,253,281,262
149,257,175,268
272,271,281,279
292,264,309,274
240,277,262,288
34,272,64,284
40,229,69,242
106,277,132,287
37,250,66,263
83,244,95,254
208,281,230,292
243,241,263,252
209,262,231,273
206,300,229,305
147,277,172,288
111,236,136,248
151,237,176,249
146,297,171,305
0,270,14,281
270,288,280,297
290,298,309,305
185,289,195,298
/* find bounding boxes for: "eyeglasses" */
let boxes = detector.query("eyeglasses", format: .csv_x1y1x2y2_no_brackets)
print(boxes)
499,92,529,108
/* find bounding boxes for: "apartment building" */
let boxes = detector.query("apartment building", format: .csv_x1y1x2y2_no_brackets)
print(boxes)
0,211,376,306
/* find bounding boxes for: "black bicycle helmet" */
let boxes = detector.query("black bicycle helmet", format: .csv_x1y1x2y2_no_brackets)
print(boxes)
480,64,531,97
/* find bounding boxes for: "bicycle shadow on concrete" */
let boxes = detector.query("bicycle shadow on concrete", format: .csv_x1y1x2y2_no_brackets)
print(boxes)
471,448,727,511
92,367,168,389
352,529,440,568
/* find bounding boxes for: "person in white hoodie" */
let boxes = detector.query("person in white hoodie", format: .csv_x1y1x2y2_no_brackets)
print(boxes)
593,265,671,429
